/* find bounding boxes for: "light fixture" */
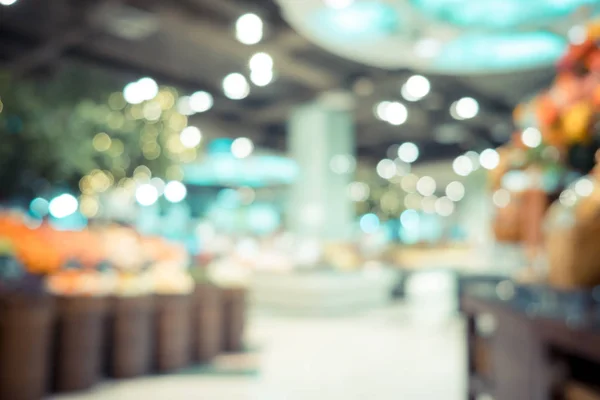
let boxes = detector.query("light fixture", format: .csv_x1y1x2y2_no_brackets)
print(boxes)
123,77,158,104
453,155,473,176
435,196,455,216
223,73,250,100
400,209,420,229
176,96,194,116
359,213,380,234
180,126,202,148
49,194,79,219
374,101,391,120
479,148,500,170
135,184,159,206
236,13,263,45
421,195,437,214
397,142,419,163
451,97,479,120
249,52,273,71
347,182,370,202
493,189,511,208
402,75,430,101
231,137,254,159
189,91,213,113
0,0,18,6
446,181,465,202
250,69,274,86
574,178,594,197
164,181,188,203
416,176,436,197
414,38,442,59
376,159,397,179
385,102,408,125
521,127,542,148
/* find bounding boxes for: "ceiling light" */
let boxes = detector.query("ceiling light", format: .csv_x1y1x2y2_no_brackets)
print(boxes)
176,96,194,116
231,137,254,159
521,127,542,148
374,101,390,120
164,181,187,203
493,189,511,208
250,69,274,86
0,0,18,5
376,159,397,179
137,77,159,101
445,181,465,202
384,102,408,125
236,13,263,45
402,75,430,101
414,38,442,59
479,149,500,170
435,196,455,216
49,194,78,219
451,97,479,120
223,73,250,100
347,182,370,202
400,209,420,229
397,142,419,163
574,177,594,197
180,126,202,148
421,196,437,214
453,155,473,176
249,52,273,71
135,184,159,206
189,91,213,113
416,176,436,197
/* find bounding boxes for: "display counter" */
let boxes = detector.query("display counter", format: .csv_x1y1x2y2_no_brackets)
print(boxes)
461,279,600,400
250,269,396,316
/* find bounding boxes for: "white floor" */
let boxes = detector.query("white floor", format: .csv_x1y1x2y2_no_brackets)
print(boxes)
51,304,466,400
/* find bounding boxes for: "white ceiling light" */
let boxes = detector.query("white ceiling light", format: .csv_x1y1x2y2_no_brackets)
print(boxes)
136,184,159,206
180,126,202,148
164,181,187,203
123,77,158,104
49,194,78,219
347,182,370,202
384,101,408,125
493,189,511,208
231,137,254,159
249,52,273,71
521,127,542,148
479,148,500,170
446,181,465,202
416,176,436,197
402,75,430,101
323,0,354,9
250,69,274,87
236,13,263,45
374,101,390,120
0,0,18,6
435,196,455,217
376,159,397,179
223,73,250,100
453,155,473,176
451,97,479,120
397,142,419,163
176,96,194,116
465,151,480,171
189,91,214,113
574,177,594,197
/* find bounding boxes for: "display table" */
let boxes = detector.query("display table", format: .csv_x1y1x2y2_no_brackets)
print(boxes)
461,279,600,400
250,269,396,315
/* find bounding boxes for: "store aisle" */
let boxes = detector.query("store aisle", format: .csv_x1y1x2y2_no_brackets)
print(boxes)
51,305,466,400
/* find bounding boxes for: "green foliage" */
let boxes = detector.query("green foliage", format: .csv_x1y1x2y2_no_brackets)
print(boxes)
0,64,174,199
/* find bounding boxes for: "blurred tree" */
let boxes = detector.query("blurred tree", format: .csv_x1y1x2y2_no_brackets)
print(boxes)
0,64,179,202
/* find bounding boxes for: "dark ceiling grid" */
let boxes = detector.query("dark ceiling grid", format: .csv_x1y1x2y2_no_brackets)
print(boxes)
0,0,556,162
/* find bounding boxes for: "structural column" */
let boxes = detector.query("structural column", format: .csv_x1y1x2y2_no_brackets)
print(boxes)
287,101,355,240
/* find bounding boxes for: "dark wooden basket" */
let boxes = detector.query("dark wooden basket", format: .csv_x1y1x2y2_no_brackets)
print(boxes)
0,294,54,400
191,284,222,363
53,296,109,393
220,288,246,353
107,295,154,378
154,294,192,372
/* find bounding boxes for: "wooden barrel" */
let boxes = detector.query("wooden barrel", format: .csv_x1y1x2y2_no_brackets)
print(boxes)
53,296,108,392
154,294,191,372
0,294,54,400
107,296,154,378
191,284,222,363
221,288,246,353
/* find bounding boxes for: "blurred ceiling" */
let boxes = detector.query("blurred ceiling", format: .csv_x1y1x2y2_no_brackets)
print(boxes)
0,0,564,162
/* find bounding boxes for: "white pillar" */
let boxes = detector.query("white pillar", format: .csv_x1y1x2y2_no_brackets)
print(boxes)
287,101,355,240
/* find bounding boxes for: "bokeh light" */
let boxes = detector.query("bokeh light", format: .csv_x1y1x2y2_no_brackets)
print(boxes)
479,148,500,170
453,155,473,176
402,75,430,101
521,127,542,148
446,181,465,202
493,189,511,208
164,181,187,203
360,213,380,233
416,176,436,197
376,159,397,179
180,126,202,148
348,181,370,201
397,142,419,163
135,184,159,206
189,91,214,113
223,73,250,100
49,194,79,219
451,97,479,120
236,13,263,45
231,137,254,159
